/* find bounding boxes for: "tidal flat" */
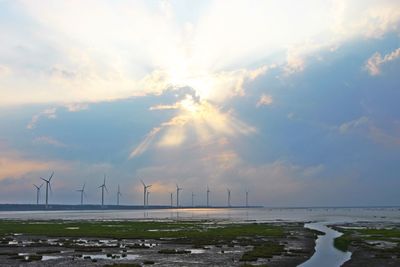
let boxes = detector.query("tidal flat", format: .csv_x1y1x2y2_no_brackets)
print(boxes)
0,219,319,266
332,222,400,266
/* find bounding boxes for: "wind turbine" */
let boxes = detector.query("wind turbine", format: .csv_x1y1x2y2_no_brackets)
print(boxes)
246,190,249,208
77,183,86,205
117,185,122,206
227,188,231,207
176,184,182,207
191,192,195,207
40,172,54,208
98,175,108,207
140,179,152,208
206,186,210,207
33,183,43,205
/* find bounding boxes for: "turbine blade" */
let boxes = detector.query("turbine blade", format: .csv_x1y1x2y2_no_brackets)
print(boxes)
105,185,109,193
49,172,54,181
40,177,48,182
140,179,145,187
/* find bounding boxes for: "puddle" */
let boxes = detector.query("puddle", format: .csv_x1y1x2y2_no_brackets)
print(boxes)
82,254,139,260
188,249,206,254
42,255,63,261
299,222,351,267
65,227,79,230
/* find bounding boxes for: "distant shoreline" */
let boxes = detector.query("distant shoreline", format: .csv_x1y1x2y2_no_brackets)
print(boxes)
0,204,398,212
0,204,263,211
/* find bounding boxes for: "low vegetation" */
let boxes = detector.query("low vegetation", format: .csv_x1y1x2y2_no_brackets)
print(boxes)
0,220,285,246
240,242,284,261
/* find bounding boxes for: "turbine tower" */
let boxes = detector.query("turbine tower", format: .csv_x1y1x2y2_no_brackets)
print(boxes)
176,184,182,207
98,175,108,207
147,191,150,206
33,183,43,205
117,185,122,206
246,190,249,208
77,183,86,205
140,179,152,208
191,192,195,207
170,192,173,207
227,188,231,207
206,186,210,207
40,172,54,208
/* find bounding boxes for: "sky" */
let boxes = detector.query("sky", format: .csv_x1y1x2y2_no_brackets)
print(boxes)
0,0,399,207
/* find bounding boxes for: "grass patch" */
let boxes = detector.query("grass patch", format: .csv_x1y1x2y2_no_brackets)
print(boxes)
240,242,284,261
0,220,285,246
334,234,352,252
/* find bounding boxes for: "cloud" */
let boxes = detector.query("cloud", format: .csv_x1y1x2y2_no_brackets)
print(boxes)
131,94,256,157
64,103,89,112
26,107,57,129
0,65,11,77
365,47,400,75
0,146,69,181
331,0,400,39
33,136,67,148
338,116,400,146
256,94,273,107
338,116,370,134
4,1,399,105
149,104,180,111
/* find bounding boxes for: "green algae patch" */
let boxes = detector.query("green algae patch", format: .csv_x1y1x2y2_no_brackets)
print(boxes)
240,242,284,261
334,233,352,252
0,220,285,245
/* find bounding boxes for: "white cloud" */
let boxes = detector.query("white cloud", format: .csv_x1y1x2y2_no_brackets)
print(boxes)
2,1,398,106
338,116,370,134
33,136,67,148
365,47,400,75
131,95,256,158
331,0,400,39
26,108,57,129
64,103,89,112
338,116,400,146
256,94,273,107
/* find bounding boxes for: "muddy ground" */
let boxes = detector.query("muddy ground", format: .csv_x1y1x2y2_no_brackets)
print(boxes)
332,222,400,267
0,221,317,267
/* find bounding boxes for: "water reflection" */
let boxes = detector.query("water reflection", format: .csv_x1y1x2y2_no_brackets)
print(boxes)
299,222,351,267
0,207,399,223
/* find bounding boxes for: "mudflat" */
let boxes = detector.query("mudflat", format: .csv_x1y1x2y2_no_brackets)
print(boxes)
332,222,400,267
0,219,319,266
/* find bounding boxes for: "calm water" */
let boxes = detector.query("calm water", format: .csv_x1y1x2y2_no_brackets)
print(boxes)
299,222,352,267
0,207,399,222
